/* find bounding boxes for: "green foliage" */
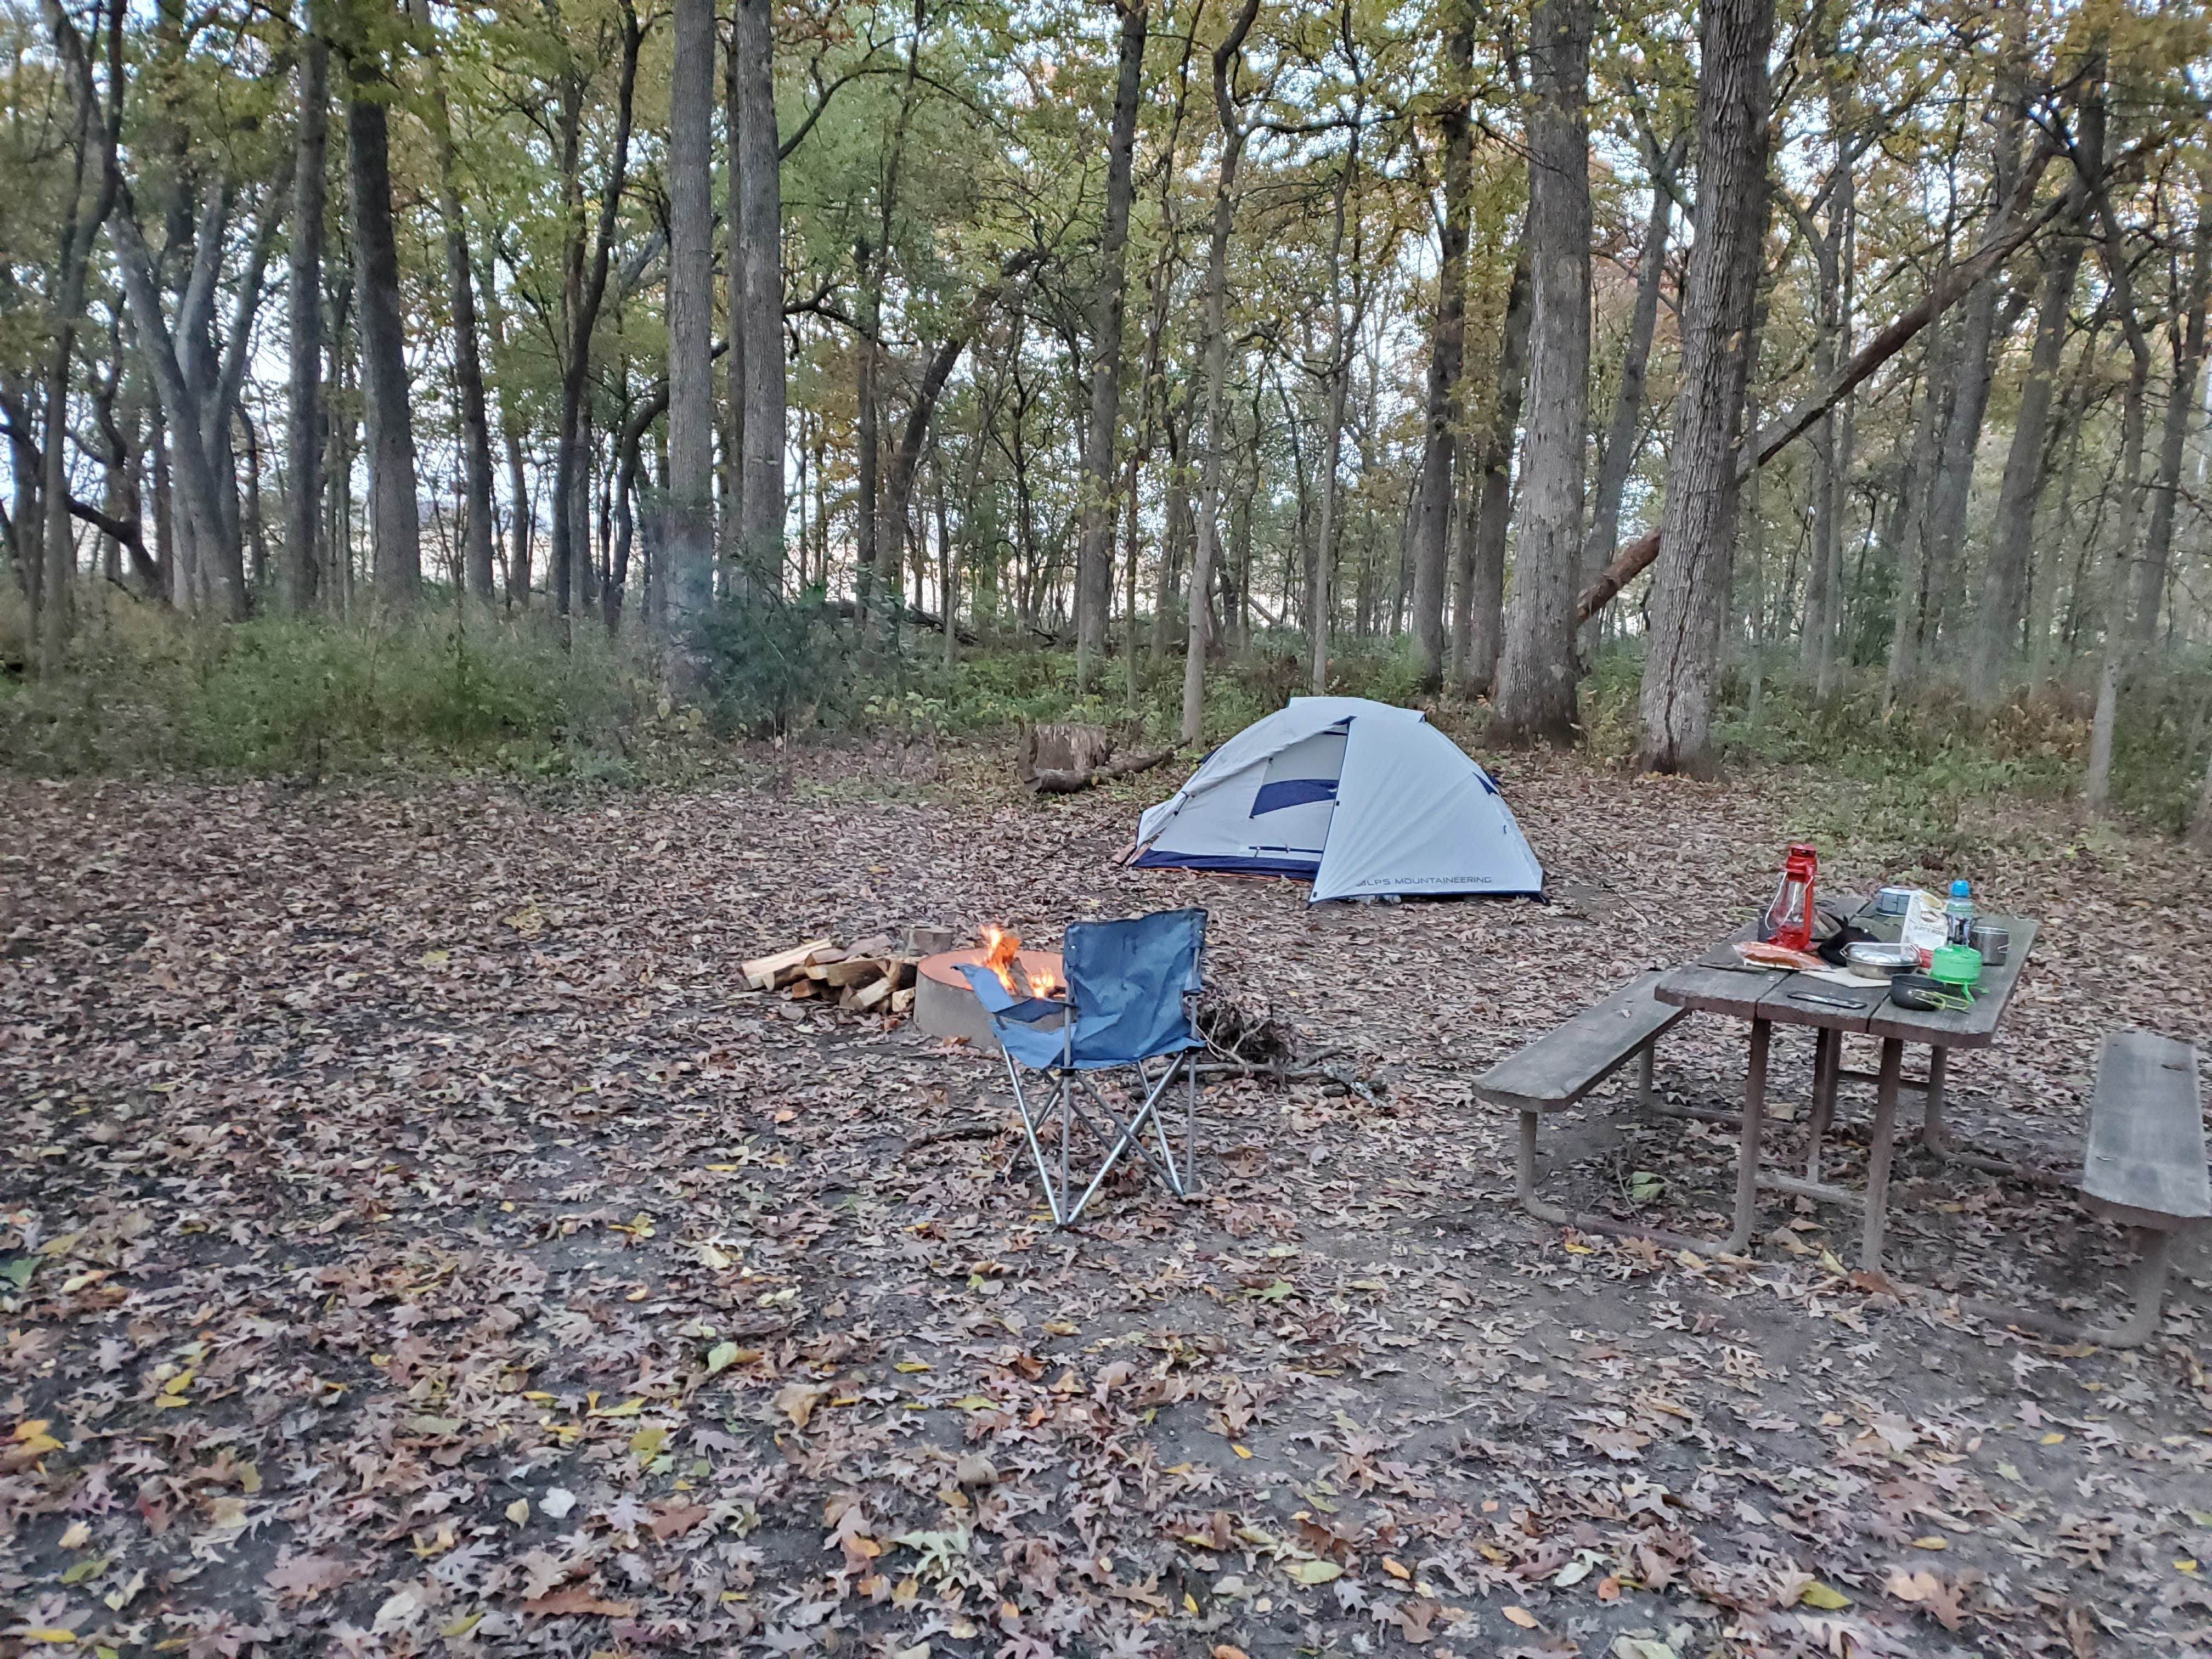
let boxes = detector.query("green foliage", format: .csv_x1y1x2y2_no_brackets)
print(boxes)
1579,639,2212,861
0,590,655,779
692,589,855,736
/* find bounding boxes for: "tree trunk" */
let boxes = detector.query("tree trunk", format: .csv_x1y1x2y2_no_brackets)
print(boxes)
1491,0,1592,745
1153,391,1191,664
1074,0,1146,690
33,82,99,669
720,25,745,577
548,3,639,619
1583,128,1683,610
1884,340,1949,703
1180,0,1261,745
285,16,328,613
1633,0,1773,774
2135,204,2208,646
1971,200,2085,703
2080,84,2151,816
1405,0,1473,689
1464,247,1532,693
411,1,497,604
1310,85,1361,696
347,86,422,611
735,0,783,583
665,0,715,627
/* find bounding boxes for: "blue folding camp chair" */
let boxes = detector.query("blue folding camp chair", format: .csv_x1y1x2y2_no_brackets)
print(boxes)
958,909,1207,1226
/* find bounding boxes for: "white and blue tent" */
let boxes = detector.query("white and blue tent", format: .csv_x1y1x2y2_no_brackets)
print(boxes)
1130,697,1543,901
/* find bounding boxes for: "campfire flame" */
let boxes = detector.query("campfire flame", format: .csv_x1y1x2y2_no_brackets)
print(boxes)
979,925,1024,995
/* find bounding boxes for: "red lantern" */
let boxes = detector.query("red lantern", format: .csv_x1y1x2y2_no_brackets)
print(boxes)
1764,842,1818,953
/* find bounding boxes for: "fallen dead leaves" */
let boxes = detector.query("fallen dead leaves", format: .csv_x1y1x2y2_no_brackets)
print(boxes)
1,753,2208,1656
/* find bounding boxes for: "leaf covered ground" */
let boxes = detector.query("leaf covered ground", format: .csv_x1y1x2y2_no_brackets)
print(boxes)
4,746,2210,1659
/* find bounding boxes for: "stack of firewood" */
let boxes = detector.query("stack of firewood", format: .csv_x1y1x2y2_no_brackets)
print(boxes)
739,934,921,1014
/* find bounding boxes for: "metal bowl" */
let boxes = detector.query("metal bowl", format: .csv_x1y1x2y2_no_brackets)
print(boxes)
1843,941,1919,980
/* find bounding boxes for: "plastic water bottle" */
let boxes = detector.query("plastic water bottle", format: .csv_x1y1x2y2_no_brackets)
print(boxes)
1945,879,1974,948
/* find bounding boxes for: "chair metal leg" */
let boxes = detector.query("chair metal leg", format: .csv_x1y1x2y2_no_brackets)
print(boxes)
1186,1056,1199,1196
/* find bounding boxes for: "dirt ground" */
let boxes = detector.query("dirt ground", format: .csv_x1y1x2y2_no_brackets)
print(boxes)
4,744,2210,1658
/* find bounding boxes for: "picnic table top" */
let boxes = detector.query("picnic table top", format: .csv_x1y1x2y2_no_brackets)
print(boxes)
1655,900,2036,1050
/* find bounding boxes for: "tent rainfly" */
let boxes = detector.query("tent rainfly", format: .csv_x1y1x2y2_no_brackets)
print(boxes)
1129,697,1544,902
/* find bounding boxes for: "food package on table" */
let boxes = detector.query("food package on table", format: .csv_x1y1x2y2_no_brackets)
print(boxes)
1897,889,1948,955
1735,940,1826,972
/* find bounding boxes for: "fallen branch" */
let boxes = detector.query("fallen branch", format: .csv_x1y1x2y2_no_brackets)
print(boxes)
1193,1057,1381,1105
1029,746,1178,794
1576,134,2067,625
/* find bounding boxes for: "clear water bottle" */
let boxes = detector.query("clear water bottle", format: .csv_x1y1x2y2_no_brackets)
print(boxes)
1945,879,1975,948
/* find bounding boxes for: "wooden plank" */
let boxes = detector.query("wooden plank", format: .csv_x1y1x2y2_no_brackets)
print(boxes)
1476,970,1689,1110
1655,960,1781,1020
1752,975,1889,1032
1865,916,2038,1047
2081,1031,2210,1222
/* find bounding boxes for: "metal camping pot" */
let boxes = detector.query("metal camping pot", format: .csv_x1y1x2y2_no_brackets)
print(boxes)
1968,922,2010,967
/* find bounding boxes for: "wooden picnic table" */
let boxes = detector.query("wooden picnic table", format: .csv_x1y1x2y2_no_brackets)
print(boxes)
1653,902,2038,1271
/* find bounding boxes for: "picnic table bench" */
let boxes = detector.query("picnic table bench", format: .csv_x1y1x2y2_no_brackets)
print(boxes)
1474,971,1688,1233
2066,1030,2210,1346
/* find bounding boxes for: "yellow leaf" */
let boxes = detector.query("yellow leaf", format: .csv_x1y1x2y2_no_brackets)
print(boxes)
696,1244,733,1271
1232,1443,1253,1458
629,1426,669,1462
591,1397,646,1418
506,1498,529,1525
440,1613,485,1638
1911,1535,1948,1550
894,1361,933,1373
1283,1559,1341,1585
22,1632,78,1645
951,1395,994,1411
1503,1606,1539,1628
2041,1431,2066,1444
1562,1240,1593,1255
1183,1593,1200,1613
522,1391,554,1402
14,1420,64,1453
59,1522,90,1550
1800,1582,1851,1609
2176,1560,2199,1573
1381,1557,1411,1581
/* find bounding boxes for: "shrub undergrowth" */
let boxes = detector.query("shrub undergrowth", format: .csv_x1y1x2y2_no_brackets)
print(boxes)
6,589,2207,848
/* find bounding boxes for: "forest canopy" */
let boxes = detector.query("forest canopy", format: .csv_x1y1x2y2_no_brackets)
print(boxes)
1,0,2208,812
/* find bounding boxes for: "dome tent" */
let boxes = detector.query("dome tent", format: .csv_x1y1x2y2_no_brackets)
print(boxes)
1129,697,1543,902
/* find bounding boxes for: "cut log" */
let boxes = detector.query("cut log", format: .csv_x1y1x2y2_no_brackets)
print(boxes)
890,985,917,1014
848,933,895,958
1030,746,1178,795
741,938,834,990
820,956,888,988
1016,723,1115,783
905,923,955,955
850,974,896,1011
